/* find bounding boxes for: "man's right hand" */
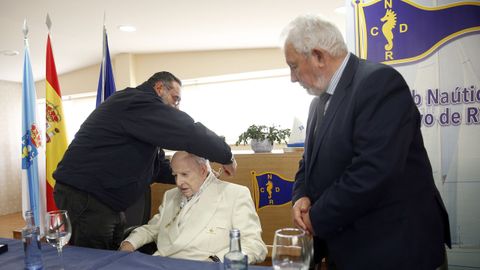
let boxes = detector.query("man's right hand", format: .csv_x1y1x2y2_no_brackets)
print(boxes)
292,196,311,232
221,157,237,177
118,241,135,252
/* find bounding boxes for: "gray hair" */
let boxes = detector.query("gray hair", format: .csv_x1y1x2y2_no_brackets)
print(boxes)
282,14,348,57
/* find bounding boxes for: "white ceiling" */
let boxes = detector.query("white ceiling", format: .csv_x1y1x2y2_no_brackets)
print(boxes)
1,0,346,83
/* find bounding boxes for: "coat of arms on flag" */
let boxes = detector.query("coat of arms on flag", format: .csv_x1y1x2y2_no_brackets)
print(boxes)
251,171,294,210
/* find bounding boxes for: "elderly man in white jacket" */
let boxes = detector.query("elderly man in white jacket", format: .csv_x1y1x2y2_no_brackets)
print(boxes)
120,151,267,264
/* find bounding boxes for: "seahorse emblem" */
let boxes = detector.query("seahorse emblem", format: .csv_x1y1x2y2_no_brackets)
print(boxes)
380,9,397,51
266,180,273,199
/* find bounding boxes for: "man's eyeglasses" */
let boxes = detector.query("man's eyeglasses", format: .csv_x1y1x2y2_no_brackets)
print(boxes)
170,94,181,106
164,84,181,106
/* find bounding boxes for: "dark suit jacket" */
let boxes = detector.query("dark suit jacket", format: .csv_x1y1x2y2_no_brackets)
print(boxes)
292,54,451,270
53,82,232,211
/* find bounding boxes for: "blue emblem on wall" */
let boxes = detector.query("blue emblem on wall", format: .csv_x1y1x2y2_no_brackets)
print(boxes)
353,0,480,64
251,171,294,210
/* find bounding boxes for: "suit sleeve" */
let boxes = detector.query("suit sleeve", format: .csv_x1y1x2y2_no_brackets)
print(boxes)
230,186,267,264
152,148,175,184
310,67,417,238
124,192,167,249
121,97,232,164
292,157,306,203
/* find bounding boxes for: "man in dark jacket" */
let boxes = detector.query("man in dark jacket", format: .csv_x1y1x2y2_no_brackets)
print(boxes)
284,15,450,269
53,71,236,250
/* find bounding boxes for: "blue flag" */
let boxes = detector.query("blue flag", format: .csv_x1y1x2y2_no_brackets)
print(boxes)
21,36,42,226
355,0,480,64
252,171,294,210
96,26,116,107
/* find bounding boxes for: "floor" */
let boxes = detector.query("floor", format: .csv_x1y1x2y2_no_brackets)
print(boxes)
0,212,23,239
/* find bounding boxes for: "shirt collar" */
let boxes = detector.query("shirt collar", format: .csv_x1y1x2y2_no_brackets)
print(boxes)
325,52,350,96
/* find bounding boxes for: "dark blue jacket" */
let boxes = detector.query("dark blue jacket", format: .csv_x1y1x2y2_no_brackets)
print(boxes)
293,54,451,269
54,82,232,211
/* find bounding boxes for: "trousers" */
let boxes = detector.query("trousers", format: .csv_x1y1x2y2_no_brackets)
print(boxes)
53,182,126,250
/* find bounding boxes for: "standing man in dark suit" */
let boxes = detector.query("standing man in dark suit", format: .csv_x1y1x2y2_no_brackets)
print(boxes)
53,71,237,250
283,15,451,269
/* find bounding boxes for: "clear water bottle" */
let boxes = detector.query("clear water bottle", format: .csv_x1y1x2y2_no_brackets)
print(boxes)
22,210,43,270
224,229,248,270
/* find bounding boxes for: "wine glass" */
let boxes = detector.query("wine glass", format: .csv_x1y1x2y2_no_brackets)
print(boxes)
45,210,72,270
272,228,312,270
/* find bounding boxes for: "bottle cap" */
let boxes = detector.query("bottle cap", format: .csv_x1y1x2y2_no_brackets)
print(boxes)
230,228,240,238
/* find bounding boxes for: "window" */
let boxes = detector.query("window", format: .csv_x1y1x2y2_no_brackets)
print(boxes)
36,69,314,145
181,69,313,144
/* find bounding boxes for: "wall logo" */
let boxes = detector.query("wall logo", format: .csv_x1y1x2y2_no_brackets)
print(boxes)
251,171,294,210
354,0,480,64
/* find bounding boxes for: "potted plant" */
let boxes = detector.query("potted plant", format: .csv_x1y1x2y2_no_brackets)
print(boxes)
236,124,291,153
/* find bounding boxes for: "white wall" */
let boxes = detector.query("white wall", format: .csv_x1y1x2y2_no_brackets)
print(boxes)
0,80,23,215
34,47,287,98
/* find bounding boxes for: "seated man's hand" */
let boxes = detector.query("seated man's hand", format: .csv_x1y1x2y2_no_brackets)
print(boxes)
118,241,135,252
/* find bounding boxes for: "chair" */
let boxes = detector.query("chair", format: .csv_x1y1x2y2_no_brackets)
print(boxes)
123,184,157,255
124,185,152,228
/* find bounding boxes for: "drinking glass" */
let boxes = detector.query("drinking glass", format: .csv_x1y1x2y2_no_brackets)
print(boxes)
272,228,312,270
45,210,72,270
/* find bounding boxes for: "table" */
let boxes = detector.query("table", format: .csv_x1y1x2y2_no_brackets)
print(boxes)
0,238,272,270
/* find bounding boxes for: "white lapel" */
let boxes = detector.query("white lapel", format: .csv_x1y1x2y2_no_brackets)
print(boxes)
160,174,222,256
159,191,183,244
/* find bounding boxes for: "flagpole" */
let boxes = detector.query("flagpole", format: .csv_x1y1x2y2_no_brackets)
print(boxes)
46,13,52,34
101,12,107,102
23,19,28,47
96,12,116,106
355,0,362,58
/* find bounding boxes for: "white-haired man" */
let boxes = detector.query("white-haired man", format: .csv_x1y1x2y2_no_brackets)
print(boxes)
120,151,267,264
283,15,450,269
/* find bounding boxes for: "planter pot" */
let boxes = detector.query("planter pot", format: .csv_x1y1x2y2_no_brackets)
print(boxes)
251,139,274,153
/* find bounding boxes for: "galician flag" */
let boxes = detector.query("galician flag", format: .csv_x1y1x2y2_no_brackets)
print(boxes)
45,15,68,211
96,24,116,107
21,20,42,225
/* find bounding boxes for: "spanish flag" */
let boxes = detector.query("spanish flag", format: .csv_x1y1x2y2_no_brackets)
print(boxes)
45,33,68,211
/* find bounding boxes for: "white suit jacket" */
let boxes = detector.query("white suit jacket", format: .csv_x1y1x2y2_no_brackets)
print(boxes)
125,173,267,263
